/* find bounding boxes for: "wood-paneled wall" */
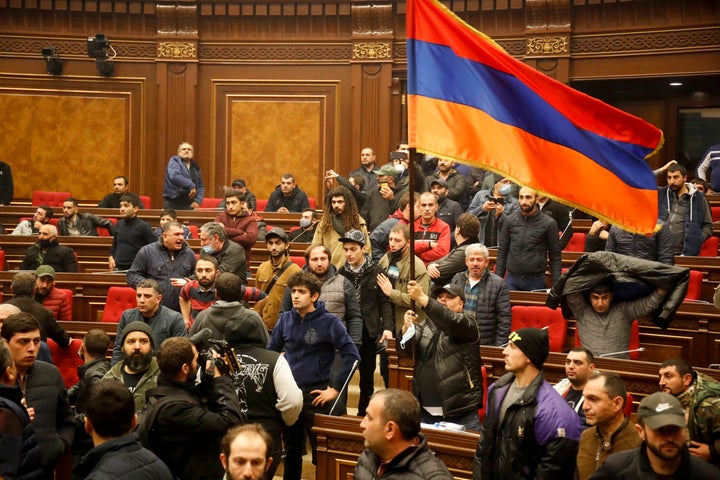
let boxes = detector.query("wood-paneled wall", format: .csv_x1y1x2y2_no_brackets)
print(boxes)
0,0,718,204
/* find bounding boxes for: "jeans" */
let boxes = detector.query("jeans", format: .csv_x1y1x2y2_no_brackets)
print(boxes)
505,273,547,292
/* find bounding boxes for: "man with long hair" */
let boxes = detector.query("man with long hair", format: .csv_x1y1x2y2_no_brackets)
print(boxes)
311,186,370,269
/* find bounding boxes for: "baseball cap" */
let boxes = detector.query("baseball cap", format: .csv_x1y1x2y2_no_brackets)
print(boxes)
231,178,246,188
637,392,686,430
35,265,56,279
430,178,448,188
338,229,366,248
432,284,465,301
265,227,288,243
374,164,399,177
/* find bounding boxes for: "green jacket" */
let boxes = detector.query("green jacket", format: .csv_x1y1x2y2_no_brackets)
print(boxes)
678,371,720,465
102,357,160,412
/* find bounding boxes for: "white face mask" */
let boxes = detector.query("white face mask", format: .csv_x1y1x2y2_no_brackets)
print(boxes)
395,163,406,174
299,218,312,228
498,184,512,196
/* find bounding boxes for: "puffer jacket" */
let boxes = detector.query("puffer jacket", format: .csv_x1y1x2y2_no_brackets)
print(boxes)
354,433,454,480
496,208,562,282
0,385,43,480
677,371,720,465
606,223,674,265
546,251,690,329
399,298,483,418
340,256,394,339
72,433,173,480
452,269,511,346
474,372,582,480
658,184,711,256
35,286,72,321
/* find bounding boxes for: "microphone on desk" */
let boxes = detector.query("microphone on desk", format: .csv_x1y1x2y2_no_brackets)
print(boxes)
329,359,360,416
598,347,645,358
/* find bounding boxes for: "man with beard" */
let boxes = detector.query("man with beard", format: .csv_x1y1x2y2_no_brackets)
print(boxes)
142,337,243,480
265,173,310,213
11,204,53,235
349,146,379,192
34,265,72,321
103,321,160,411
429,178,463,233
554,347,596,428
658,163,713,256
413,192,451,266
312,186,370,269
220,424,275,480
591,392,719,479
111,279,186,365
180,255,219,329
20,224,78,272
198,222,248,283
495,186,562,291
109,194,156,271
98,175,145,209
127,221,197,312
424,158,469,209
214,192,258,275
339,230,394,417
254,228,302,331
58,197,115,236
428,213,480,288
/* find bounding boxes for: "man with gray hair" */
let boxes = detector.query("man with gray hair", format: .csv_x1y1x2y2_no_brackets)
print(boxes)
198,222,247,283
451,243,511,346
20,223,78,272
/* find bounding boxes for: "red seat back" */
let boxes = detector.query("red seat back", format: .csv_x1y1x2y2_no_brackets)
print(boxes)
308,197,317,209
699,236,719,257
188,224,199,239
256,199,268,211
48,338,83,388
575,319,640,360
139,195,151,209
563,232,586,252
200,197,222,209
101,286,137,323
32,191,72,207
290,255,306,268
511,305,567,352
712,206,720,223
625,392,634,417
97,217,117,237
477,365,489,422
0,250,5,271
684,270,703,301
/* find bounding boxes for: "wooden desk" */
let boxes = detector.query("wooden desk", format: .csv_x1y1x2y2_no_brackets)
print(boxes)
313,414,478,480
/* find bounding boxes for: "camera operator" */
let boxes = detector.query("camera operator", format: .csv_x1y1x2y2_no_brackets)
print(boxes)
467,177,519,247
141,336,243,480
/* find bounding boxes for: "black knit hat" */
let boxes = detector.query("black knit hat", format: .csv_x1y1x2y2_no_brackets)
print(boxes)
508,327,549,370
120,321,155,348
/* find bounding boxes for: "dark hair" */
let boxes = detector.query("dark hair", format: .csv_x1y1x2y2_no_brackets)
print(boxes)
114,175,129,185
0,313,41,342
11,272,36,297
84,329,111,358
660,358,693,377
350,175,365,189
668,163,687,176
160,209,177,220
223,189,246,202
196,254,219,270
64,197,80,207
318,186,361,234
38,205,54,219
304,244,331,265
85,380,135,437
200,222,228,242
136,278,161,295
390,223,410,241
398,192,411,211
215,272,242,302
587,371,627,408
281,173,296,182
373,389,420,440
157,337,195,377
591,281,613,295
287,271,322,297
568,346,595,365
221,423,273,460
456,213,480,239
0,339,13,375
119,194,141,208
302,208,318,220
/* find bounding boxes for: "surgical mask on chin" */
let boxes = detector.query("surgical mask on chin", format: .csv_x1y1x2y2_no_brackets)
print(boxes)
299,218,312,228
395,163,406,174
498,184,512,196
201,245,216,254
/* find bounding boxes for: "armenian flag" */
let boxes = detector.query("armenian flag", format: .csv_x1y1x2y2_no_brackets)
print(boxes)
407,0,664,233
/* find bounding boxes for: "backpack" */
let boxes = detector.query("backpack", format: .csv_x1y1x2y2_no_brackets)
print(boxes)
136,386,196,450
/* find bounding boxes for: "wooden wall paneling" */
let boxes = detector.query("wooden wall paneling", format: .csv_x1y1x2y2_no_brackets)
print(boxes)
0,75,143,201
211,79,339,204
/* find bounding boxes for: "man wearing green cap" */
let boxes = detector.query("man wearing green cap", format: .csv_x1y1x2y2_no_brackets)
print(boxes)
590,392,719,478
34,265,72,322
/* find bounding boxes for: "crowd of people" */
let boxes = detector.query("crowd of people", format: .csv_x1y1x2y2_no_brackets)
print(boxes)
0,142,719,479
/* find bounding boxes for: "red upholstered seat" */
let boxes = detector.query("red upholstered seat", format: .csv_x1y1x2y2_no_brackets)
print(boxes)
290,256,306,268
575,319,641,360
256,199,268,211
477,365,489,422
139,195,151,209
684,270,703,301
711,206,720,223
625,392,634,417
200,197,222,209
32,191,71,207
510,305,567,352
308,197,317,209
101,286,137,323
699,236,719,257
188,224,199,239
563,232,586,252
0,250,5,271
97,217,117,237
48,338,83,388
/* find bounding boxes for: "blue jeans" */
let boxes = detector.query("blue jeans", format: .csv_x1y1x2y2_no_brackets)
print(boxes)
505,273,547,292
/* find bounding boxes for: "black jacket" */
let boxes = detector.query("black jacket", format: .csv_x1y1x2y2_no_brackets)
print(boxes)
68,357,111,413
399,298,483,418
0,385,43,480
589,444,720,479
7,296,70,348
58,212,115,236
72,433,173,480
20,240,78,272
354,433,454,480
606,223,674,265
340,258,395,339
546,251,690,329
143,376,243,480
265,185,310,212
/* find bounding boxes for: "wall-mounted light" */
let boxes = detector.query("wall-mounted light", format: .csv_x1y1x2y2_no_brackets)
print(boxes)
87,34,116,77
41,47,63,75
669,82,683,87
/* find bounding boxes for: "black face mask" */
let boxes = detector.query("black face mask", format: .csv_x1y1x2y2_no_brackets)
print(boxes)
389,247,406,262
38,239,52,249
